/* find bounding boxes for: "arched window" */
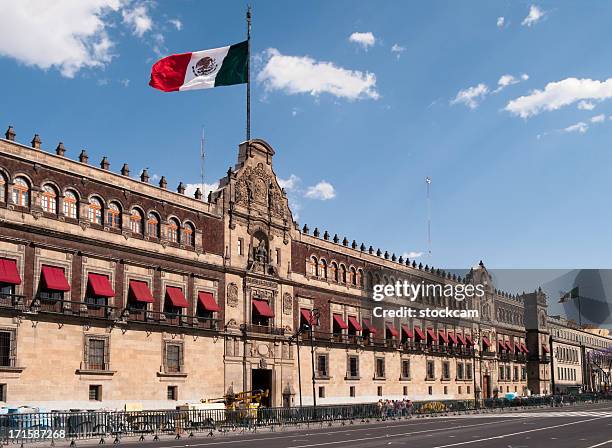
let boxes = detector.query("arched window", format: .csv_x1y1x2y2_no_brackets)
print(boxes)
330,262,338,282
63,190,78,219
88,197,103,225
367,272,373,290
309,256,318,276
349,267,357,286
319,259,327,279
130,209,143,235
12,177,29,207
0,173,6,203
106,202,121,228
184,222,195,247
147,212,160,238
41,184,58,214
339,264,347,283
357,269,364,288
167,218,180,243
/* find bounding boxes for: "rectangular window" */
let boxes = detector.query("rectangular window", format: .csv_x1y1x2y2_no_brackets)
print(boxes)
165,343,183,373
457,363,465,380
467,386,471,394
403,386,408,396
350,386,356,397
499,366,505,381
86,337,108,371
276,248,281,265
466,363,473,380
513,366,519,381
348,356,359,378
0,331,15,367
318,386,325,398
375,358,385,378
444,386,448,395
506,366,511,381
237,238,244,256
521,367,527,381
0,384,6,402
89,385,102,401
401,359,411,379
458,386,462,394
442,361,450,380
167,386,178,401
426,360,435,380
317,354,329,378
428,386,433,395
377,386,383,396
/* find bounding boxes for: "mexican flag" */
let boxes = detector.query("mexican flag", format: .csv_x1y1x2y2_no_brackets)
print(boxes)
559,286,579,303
149,41,248,92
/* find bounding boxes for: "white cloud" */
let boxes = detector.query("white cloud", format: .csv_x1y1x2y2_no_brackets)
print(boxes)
577,100,595,110
184,182,219,199
391,43,406,59
257,48,379,101
305,181,336,200
278,174,300,191
450,83,489,109
496,16,505,28
349,31,376,50
119,78,130,87
563,122,588,134
591,114,605,123
493,73,529,93
0,0,123,78
168,18,182,31
505,77,612,118
522,5,545,27
122,3,152,37
402,251,424,259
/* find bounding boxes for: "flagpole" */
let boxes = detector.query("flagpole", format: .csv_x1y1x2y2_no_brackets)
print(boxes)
246,5,252,142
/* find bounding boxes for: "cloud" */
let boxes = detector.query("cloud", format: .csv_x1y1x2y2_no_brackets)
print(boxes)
257,48,379,101
349,31,376,50
184,182,219,199
391,44,406,59
278,174,300,191
505,77,612,118
450,83,489,109
305,181,336,200
0,0,122,78
496,16,505,28
168,18,182,31
402,251,424,259
119,78,130,87
578,100,595,110
522,5,545,27
493,73,529,93
591,114,606,123
563,122,588,134
122,3,152,37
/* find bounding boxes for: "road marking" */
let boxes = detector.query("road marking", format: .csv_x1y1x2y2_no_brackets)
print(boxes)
585,441,612,448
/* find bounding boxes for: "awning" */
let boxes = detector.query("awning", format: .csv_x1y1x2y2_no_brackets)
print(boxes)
348,316,362,332
414,325,425,341
128,280,154,303
401,324,413,339
333,314,348,330
542,344,549,353
386,323,399,338
438,330,449,344
465,335,474,346
0,258,21,285
520,342,529,353
165,286,189,308
300,308,314,325
87,273,115,297
514,342,521,353
362,318,377,335
198,291,220,311
498,340,506,352
448,332,458,345
426,327,438,343
456,333,467,345
505,340,514,352
253,299,274,317
482,336,491,348
41,265,70,291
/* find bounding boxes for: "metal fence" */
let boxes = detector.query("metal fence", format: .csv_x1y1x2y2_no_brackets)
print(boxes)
1,395,610,444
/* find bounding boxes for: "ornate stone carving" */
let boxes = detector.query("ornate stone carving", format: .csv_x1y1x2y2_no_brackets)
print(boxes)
283,293,292,315
227,283,239,308
234,162,287,218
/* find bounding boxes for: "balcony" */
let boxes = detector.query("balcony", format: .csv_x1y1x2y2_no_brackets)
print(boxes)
0,293,26,311
241,323,285,336
124,308,219,330
32,297,118,319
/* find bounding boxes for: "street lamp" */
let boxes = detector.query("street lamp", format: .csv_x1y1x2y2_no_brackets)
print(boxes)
472,329,481,408
288,308,320,410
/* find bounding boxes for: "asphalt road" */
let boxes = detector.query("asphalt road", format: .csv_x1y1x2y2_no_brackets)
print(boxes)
82,403,612,448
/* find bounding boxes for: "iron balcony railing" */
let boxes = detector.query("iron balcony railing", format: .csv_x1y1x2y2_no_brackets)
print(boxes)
241,323,285,336
0,293,26,310
31,298,118,319
123,308,219,330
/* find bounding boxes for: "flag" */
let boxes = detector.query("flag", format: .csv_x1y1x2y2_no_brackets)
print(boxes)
559,286,579,303
149,41,248,92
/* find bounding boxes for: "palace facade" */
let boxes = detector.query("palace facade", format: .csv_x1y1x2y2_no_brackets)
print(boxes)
0,126,609,410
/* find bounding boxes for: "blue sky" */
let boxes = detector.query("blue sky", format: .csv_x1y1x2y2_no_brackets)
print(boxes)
1,1,612,269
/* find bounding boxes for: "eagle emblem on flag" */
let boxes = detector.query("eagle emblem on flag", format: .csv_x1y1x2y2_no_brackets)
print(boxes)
193,56,218,76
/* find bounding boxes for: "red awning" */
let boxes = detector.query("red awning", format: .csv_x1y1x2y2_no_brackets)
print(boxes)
448,332,458,345
88,273,115,297
401,324,413,339
438,330,449,344
198,291,220,311
333,314,349,330
41,265,70,291
482,336,491,348
0,258,21,285
514,342,521,353
505,340,514,352
253,299,274,317
414,325,425,340
542,344,549,353
300,308,314,325
165,286,189,308
456,333,466,345
426,327,438,342
128,280,154,303
362,318,377,334
465,335,474,346
498,340,506,352
520,342,529,353
348,316,362,332
386,323,399,338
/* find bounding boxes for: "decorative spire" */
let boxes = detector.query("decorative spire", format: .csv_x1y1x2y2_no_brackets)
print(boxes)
391,253,397,262
351,240,357,249
313,227,320,237
360,243,366,252
376,248,382,256
302,224,309,234
100,156,110,170
4,126,15,141
120,164,130,176
31,134,41,149
177,182,186,194
342,237,348,246
323,230,329,240
140,169,150,183
194,188,203,200
384,251,389,260
55,142,66,157
333,234,339,243
159,176,167,189
368,246,374,254
79,150,89,164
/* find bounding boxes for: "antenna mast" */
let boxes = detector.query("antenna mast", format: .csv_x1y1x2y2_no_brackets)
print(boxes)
200,127,205,196
426,176,432,256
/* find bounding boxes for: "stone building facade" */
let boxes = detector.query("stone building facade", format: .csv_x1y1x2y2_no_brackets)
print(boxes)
0,126,609,409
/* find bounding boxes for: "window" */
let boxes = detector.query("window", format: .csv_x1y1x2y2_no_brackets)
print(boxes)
350,386,356,397
147,213,160,238
350,267,357,286
521,367,527,381
89,385,102,401
339,264,347,283
237,238,244,255
0,331,15,367
0,174,5,203
499,366,505,381
442,361,450,380
0,384,6,402
86,337,108,371
377,386,383,396
0,283,14,296
276,248,281,265
331,262,338,282
428,386,433,395
403,386,408,396
457,363,465,380
167,218,180,243
184,223,195,247
41,185,57,214
309,256,318,276
167,386,178,401
426,360,435,380
63,191,78,219
444,386,448,395
88,197,103,225
458,386,462,394
466,363,473,380
357,269,364,288
318,386,325,398
375,358,385,378
107,202,121,229
401,359,411,379
505,366,511,381
513,366,519,381
467,386,471,394
317,354,329,378
130,209,143,235
348,356,359,378
318,259,327,278
165,343,183,373
11,177,29,207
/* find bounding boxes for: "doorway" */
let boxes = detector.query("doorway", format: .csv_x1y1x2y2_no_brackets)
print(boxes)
483,375,491,399
251,369,272,407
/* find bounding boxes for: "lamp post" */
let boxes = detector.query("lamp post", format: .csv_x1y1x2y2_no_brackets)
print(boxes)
310,308,320,412
472,329,481,408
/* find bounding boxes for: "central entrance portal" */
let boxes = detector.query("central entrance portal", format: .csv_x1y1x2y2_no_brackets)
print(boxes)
251,368,272,407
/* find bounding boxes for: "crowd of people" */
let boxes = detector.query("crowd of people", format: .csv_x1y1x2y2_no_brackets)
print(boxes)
376,399,414,417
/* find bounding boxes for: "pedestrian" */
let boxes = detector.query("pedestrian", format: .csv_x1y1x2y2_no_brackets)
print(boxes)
407,399,414,417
